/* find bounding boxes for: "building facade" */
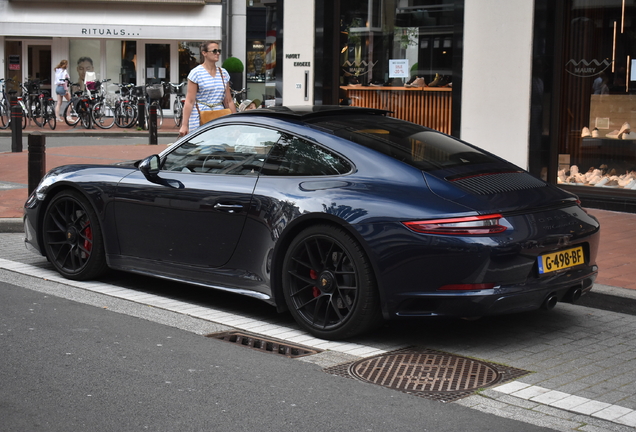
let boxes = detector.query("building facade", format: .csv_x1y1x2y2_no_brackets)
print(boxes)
2,0,635,212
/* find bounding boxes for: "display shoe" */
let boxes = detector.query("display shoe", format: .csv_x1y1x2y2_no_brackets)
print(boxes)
405,77,426,88
595,177,609,187
606,130,620,139
621,131,636,139
592,127,599,137
428,73,442,87
625,179,636,189
581,127,591,137
438,75,451,87
618,122,631,138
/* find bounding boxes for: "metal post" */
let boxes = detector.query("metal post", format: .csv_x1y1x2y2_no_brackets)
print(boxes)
11,102,22,153
28,131,46,195
149,104,158,145
137,97,146,130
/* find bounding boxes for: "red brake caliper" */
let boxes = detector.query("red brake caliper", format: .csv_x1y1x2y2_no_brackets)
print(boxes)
84,225,92,252
310,269,320,297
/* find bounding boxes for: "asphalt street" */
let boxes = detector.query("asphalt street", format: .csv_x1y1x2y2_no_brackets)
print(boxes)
1,232,636,431
0,275,552,432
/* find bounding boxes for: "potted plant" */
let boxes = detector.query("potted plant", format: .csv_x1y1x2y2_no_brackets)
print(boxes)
222,56,244,90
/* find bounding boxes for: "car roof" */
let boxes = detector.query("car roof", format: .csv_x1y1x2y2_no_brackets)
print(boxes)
234,105,390,121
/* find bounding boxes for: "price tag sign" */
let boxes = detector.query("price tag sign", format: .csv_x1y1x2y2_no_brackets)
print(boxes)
389,59,409,78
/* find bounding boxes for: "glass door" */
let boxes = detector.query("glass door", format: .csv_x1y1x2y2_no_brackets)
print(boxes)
26,42,52,91
145,43,170,109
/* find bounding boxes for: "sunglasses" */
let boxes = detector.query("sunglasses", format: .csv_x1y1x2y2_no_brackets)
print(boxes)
206,49,222,54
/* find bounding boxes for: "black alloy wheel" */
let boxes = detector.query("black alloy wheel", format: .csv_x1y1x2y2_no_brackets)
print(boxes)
282,224,382,340
42,190,107,280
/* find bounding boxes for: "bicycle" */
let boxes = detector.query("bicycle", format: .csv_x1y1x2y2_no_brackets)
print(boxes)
35,89,57,130
145,82,164,129
113,83,138,128
231,87,247,111
90,79,116,129
30,80,56,130
0,78,12,129
167,81,186,127
63,79,92,129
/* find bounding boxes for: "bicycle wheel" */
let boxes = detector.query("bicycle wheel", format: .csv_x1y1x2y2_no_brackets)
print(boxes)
91,100,115,129
20,104,28,129
64,100,80,126
45,100,56,130
31,98,44,127
173,99,182,128
115,102,136,128
78,100,92,129
0,103,8,129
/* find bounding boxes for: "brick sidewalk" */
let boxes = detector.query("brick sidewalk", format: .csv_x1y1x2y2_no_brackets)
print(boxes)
1,142,634,292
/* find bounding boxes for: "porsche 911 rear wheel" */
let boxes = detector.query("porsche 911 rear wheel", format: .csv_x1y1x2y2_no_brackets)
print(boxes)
282,225,382,340
42,190,107,280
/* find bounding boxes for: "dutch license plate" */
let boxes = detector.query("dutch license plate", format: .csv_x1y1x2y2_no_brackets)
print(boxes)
537,246,585,274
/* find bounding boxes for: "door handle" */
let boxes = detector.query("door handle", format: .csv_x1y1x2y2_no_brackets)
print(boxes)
214,203,244,213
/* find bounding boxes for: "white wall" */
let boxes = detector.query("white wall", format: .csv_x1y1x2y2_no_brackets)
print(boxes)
0,0,222,40
461,0,534,169
282,0,314,105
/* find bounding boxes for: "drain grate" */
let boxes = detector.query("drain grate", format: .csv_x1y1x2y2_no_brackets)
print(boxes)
324,347,530,402
207,331,321,358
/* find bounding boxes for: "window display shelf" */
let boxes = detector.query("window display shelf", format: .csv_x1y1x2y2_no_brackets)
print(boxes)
340,86,452,134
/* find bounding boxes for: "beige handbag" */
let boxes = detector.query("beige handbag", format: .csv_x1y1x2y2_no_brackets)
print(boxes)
197,67,231,125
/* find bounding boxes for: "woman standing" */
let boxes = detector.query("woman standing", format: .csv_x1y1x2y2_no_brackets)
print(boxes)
178,41,236,137
54,59,71,121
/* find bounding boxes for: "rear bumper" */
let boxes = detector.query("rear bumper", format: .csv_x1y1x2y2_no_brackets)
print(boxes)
390,265,597,318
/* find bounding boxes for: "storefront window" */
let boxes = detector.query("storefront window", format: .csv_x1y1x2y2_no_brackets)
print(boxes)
245,1,277,106
69,39,100,90
337,0,457,135
553,1,636,192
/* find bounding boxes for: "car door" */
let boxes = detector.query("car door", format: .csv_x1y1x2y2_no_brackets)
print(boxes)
113,124,281,268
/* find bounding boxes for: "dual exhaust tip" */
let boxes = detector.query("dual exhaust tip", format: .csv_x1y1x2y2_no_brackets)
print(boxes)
541,286,582,311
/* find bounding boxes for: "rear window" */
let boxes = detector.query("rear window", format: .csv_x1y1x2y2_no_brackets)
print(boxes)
308,115,499,171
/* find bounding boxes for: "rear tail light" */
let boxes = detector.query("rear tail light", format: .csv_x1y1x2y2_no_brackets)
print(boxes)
403,214,506,235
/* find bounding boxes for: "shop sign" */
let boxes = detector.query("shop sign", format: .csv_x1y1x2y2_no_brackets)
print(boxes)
81,27,141,37
565,58,611,77
8,55,20,71
286,54,310,67
342,60,377,79
389,59,409,78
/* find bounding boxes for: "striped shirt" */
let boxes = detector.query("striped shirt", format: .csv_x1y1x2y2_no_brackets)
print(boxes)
187,65,230,131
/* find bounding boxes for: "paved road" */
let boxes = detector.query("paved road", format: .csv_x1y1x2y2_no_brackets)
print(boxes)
1,233,636,431
1,275,553,432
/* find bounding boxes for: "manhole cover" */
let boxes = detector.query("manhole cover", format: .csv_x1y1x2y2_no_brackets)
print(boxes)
325,347,530,402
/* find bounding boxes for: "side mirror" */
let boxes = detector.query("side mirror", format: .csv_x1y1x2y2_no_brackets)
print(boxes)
139,155,160,179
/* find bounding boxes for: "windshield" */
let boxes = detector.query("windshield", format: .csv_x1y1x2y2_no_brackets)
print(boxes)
308,115,499,171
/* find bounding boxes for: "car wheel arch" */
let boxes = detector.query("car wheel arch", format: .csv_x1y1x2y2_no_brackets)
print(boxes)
36,184,108,259
269,213,388,318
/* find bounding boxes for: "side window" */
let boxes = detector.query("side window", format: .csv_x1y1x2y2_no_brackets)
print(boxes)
261,133,351,176
161,125,281,175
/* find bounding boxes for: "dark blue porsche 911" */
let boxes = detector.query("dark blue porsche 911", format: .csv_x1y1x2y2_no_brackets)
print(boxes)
24,106,600,340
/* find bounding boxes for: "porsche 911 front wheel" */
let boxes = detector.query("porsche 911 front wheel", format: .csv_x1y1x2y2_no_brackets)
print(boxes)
42,190,107,280
282,224,382,340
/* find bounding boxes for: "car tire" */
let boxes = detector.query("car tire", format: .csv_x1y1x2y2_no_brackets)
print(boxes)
42,190,108,280
282,224,382,340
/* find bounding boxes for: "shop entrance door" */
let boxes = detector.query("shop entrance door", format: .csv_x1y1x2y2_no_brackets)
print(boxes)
26,42,52,91
145,43,171,109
